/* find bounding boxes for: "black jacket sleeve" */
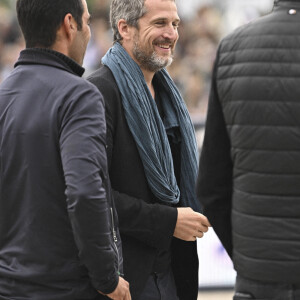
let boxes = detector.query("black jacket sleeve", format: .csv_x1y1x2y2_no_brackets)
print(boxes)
111,189,177,250
88,69,178,252
59,82,119,294
197,50,233,258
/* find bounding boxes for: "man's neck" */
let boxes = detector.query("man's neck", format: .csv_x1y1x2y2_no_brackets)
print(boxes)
121,43,156,98
141,67,155,99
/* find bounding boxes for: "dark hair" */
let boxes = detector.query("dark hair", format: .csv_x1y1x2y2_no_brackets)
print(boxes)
16,0,84,48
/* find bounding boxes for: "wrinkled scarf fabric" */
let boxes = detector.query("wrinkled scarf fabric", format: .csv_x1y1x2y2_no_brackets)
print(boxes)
102,42,201,212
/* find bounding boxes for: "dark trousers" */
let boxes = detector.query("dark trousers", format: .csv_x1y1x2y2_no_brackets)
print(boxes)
234,275,300,300
137,268,179,300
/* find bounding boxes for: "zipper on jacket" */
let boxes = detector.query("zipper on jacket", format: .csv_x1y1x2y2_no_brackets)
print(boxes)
110,207,123,276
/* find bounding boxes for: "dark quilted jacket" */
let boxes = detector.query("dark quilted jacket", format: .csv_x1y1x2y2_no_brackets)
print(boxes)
198,0,300,284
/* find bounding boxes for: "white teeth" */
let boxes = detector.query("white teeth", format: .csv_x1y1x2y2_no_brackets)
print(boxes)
158,44,170,49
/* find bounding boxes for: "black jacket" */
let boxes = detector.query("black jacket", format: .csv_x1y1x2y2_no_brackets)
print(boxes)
88,66,199,300
0,49,121,299
198,0,300,284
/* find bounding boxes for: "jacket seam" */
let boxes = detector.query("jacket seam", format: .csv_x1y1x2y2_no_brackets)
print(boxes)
220,47,300,55
218,75,300,80
219,61,300,67
232,208,300,220
233,187,300,197
233,231,300,242
232,166,300,176
233,248,300,261
223,32,300,43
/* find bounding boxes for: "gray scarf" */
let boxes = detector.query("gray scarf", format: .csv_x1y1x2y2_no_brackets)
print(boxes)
102,42,201,212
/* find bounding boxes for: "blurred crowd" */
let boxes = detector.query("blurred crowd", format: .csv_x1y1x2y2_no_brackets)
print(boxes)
0,0,273,121
0,4,24,83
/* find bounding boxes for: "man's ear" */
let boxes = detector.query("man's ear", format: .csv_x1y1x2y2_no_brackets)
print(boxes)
117,19,133,41
62,13,77,41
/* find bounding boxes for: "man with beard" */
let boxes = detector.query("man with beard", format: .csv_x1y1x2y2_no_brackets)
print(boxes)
88,0,210,299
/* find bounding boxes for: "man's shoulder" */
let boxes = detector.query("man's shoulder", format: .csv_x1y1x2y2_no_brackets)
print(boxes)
221,10,277,45
87,65,121,109
87,65,118,91
44,66,104,109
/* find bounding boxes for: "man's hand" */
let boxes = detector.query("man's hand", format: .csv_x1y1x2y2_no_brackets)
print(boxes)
98,277,131,300
174,207,211,241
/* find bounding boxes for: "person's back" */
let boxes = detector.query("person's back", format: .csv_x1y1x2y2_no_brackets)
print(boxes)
0,0,131,299
198,0,300,297
0,49,102,298
218,0,300,282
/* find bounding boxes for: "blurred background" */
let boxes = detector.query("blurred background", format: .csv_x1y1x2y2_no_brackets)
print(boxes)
0,0,274,298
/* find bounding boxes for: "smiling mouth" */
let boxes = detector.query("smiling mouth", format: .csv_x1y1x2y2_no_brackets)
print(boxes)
157,44,171,49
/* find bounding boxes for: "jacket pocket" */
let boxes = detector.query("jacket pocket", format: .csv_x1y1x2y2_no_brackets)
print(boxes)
110,207,123,276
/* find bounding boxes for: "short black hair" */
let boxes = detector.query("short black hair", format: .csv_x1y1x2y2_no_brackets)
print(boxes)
16,0,84,48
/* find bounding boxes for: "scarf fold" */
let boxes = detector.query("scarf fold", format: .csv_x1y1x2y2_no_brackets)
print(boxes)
102,42,201,212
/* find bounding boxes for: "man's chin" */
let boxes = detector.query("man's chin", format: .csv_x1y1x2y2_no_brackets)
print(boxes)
161,57,173,68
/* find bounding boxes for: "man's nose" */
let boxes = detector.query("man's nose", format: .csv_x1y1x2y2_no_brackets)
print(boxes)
162,24,178,41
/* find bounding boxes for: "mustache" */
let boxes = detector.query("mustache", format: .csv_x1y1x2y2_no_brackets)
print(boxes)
154,38,175,46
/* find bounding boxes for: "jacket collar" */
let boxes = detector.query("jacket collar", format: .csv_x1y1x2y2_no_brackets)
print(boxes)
14,48,85,77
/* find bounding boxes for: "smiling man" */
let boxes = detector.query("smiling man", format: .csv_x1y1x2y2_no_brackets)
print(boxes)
87,0,210,300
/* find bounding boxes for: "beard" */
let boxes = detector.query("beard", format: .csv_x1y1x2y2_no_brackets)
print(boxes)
132,36,174,72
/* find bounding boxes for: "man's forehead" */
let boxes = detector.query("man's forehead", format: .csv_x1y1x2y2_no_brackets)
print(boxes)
144,0,177,10
143,0,179,19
